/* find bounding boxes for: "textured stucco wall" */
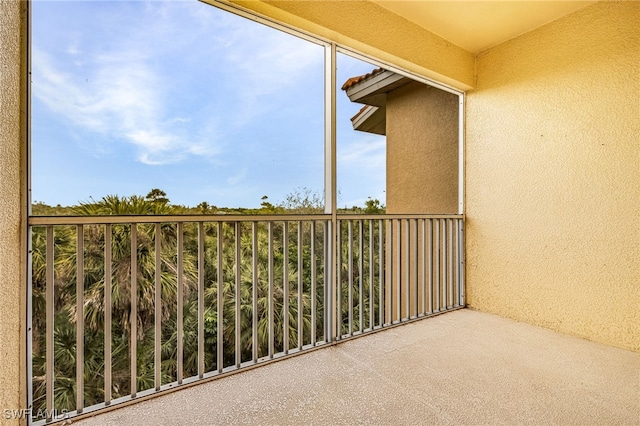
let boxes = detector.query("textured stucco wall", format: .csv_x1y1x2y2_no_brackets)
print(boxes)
226,0,475,91
384,82,458,320
0,0,27,422
466,1,640,351
386,82,458,214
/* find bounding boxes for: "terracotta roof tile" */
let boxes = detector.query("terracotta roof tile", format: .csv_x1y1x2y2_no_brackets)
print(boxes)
341,67,384,91
350,105,370,123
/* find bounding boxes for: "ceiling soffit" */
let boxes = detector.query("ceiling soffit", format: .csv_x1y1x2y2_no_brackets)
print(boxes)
373,1,596,53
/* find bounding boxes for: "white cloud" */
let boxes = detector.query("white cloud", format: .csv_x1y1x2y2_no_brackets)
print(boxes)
32,2,224,166
339,135,386,170
32,0,324,167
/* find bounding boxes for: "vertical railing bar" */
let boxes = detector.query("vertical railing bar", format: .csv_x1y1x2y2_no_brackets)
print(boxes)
130,224,137,397
76,225,84,412
435,220,440,313
310,221,317,345
323,221,329,342
358,220,363,332
413,219,418,318
445,219,449,309
368,220,373,330
395,220,401,323
176,223,184,384
252,222,258,362
268,222,274,358
448,219,454,309
454,219,460,307
386,220,392,325
378,220,383,327
235,222,242,368
443,219,448,309
385,220,391,325
458,218,466,306
428,220,433,315
283,221,289,354
348,220,353,335
336,220,342,339
104,224,112,404
197,222,204,378
217,222,223,372
443,219,448,310
154,223,161,391
420,219,426,316
404,220,410,320
297,221,303,350
45,225,54,418
235,222,241,368
27,225,33,424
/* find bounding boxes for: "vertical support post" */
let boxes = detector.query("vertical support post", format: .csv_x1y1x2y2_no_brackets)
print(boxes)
326,43,338,344
25,5,34,418
458,94,465,215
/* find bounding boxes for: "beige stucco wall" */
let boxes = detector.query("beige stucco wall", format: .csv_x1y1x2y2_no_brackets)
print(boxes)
0,0,27,422
224,0,475,91
384,82,459,321
466,1,640,351
386,81,458,214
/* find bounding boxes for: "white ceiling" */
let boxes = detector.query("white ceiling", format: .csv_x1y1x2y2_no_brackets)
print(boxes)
374,1,596,53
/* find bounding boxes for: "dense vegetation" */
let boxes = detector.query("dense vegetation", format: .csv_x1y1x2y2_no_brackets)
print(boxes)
32,187,386,216
31,189,384,419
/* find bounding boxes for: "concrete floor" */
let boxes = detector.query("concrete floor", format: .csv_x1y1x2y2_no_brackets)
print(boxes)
72,309,639,425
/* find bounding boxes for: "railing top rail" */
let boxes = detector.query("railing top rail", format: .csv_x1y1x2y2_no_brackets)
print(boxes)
337,214,464,220
28,213,464,226
28,214,331,226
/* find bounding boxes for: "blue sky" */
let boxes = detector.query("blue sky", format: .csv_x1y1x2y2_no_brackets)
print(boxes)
31,0,386,209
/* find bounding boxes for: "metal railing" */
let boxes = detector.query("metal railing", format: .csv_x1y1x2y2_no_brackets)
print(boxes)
28,214,464,424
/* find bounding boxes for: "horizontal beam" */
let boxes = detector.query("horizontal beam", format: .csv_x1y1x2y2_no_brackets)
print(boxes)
29,213,464,226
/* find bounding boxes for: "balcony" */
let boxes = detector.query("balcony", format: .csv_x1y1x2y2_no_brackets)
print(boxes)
29,213,465,424
27,213,640,425
73,309,638,425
